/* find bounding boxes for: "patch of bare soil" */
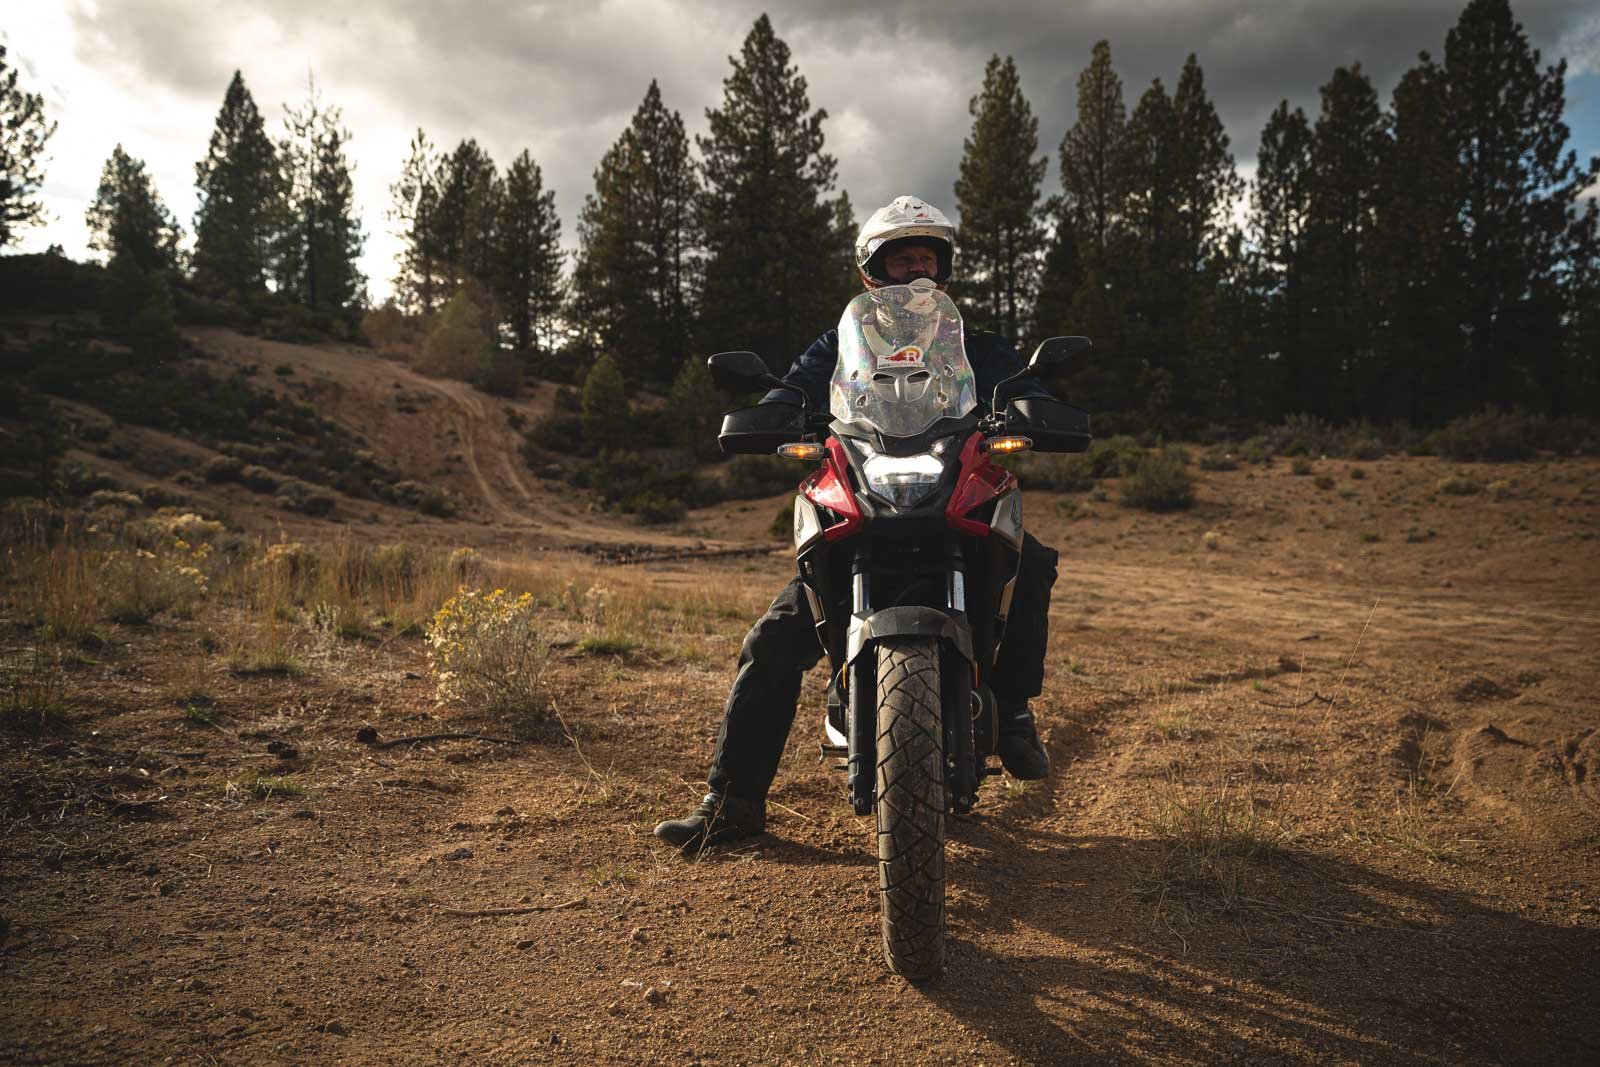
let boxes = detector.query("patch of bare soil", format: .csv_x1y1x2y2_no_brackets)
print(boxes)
4,392,1599,1061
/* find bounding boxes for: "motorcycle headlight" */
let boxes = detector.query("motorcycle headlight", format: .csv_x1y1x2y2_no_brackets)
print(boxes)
861,451,945,507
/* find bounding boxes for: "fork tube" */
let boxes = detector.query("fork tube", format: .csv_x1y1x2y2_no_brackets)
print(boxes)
848,547,874,816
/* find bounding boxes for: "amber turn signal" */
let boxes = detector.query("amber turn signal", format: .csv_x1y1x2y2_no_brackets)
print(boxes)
777,442,827,461
982,436,1032,454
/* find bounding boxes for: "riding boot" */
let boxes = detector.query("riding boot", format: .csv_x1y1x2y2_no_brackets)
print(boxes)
996,701,1050,780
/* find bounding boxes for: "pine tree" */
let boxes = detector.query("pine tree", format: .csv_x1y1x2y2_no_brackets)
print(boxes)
1370,54,1468,423
1170,55,1243,272
571,80,700,384
1118,78,1184,415
193,71,284,294
1300,65,1387,419
1442,0,1599,415
388,129,442,313
1040,41,1129,404
496,150,564,355
428,140,497,292
275,80,366,318
1,44,57,247
580,352,631,452
697,15,843,367
85,146,183,275
952,54,1048,345
1249,100,1315,417
667,355,723,460
1058,41,1127,263
85,146,182,359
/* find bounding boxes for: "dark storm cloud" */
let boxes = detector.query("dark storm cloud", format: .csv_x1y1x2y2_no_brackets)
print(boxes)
66,0,1598,260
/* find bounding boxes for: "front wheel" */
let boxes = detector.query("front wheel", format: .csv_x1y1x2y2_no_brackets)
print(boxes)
875,637,946,981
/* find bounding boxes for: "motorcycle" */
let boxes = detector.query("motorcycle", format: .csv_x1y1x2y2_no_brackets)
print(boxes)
709,282,1092,981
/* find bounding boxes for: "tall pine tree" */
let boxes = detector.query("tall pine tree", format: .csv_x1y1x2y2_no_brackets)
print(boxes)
1250,100,1315,416
697,15,843,367
1,44,56,247
1370,54,1467,422
388,129,442,313
1039,41,1132,409
275,80,365,318
495,150,564,355
952,54,1047,345
85,146,182,358
427,139,497,293
571,80,701,384
1300,65,1386,419
193,71,284,295
1442,0,1599,415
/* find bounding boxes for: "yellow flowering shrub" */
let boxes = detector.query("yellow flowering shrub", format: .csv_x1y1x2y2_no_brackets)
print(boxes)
426,588,550,714
101,539,212,624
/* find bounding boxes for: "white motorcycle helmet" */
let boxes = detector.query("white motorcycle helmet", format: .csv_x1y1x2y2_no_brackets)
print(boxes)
855,195,956,289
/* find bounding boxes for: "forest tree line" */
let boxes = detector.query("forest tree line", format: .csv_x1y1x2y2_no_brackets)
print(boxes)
1,0,1596,434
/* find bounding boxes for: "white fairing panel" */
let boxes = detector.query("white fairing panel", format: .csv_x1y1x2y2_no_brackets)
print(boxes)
824,714,848,747
991,489,1023,548
794,495,824,553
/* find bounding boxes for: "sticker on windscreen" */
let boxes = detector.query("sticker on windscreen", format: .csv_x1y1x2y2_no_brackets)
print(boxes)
877,345,925,369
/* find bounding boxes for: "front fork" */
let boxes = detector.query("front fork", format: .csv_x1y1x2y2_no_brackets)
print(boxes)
844,546,979,817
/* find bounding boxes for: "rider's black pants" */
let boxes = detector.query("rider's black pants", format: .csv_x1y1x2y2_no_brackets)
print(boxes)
707,532,1059,802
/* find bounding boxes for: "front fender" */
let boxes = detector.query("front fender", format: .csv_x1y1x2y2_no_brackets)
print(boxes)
845,605,975,669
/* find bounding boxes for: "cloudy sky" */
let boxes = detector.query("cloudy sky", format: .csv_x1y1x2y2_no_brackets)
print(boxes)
6,0,1598,302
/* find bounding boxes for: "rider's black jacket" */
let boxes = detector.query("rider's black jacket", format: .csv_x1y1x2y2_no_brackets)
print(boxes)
762,326,1047,413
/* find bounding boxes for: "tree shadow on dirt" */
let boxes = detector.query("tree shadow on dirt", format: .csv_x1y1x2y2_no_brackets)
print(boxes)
923,818,1600,1064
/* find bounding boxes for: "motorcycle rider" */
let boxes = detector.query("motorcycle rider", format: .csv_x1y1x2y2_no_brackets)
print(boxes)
655,196,1060,849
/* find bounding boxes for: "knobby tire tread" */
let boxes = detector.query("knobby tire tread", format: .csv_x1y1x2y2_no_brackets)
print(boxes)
875,637,946,982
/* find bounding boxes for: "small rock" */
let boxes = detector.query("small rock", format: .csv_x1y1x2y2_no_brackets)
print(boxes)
265,740,299,759
515,938,535,951
629,927,647,943
443,848,472,862
495,806,516,817
606,1001,624,1017
320,1020,348,1036
644,986,665,1005
740,983,757,996
290,809,315,820
404,671,422,681
355,726,379,744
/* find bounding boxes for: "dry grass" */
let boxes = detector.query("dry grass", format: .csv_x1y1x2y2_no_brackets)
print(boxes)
0,651,70,735
1137,769,1298,923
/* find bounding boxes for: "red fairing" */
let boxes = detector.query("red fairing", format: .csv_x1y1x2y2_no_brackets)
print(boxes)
945,432,1015,536
802,437,864,541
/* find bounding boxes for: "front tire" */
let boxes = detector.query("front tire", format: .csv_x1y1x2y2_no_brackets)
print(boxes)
875,637,946,982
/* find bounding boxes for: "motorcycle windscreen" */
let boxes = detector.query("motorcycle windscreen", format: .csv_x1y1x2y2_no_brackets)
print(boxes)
829,283,977,438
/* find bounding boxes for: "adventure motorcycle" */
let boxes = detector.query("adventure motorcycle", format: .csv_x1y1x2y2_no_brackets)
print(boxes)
709,282,1092,981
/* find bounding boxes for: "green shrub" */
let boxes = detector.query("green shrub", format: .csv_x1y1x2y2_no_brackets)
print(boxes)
626,491,687,525
202,455,242,483
1120,447,1195,511
1089,435,1146,478
1427,410,1538,461
1272,413,1334,457
725,454,802,499
238,464,280,493
1290,457,1314,476
1437,473,1481,496
526,412,587,456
